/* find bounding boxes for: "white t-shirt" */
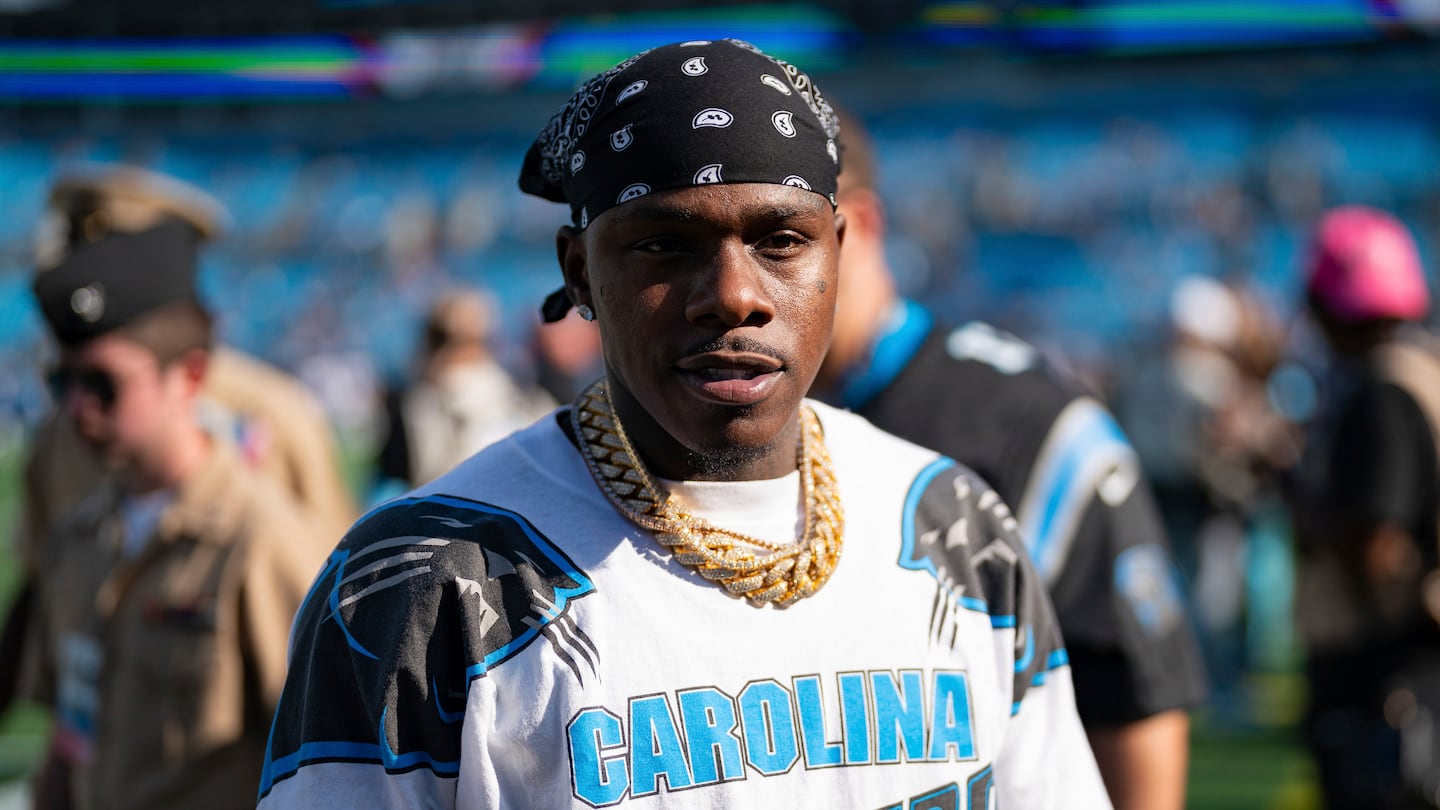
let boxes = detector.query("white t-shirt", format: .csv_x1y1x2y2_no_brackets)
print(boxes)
259,402,1110,809
660,469,804,549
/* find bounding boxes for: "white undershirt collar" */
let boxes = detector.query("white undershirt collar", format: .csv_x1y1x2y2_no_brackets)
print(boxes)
657,470,804,549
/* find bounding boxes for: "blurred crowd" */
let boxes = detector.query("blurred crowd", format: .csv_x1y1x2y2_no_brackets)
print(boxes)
0,96,1435,451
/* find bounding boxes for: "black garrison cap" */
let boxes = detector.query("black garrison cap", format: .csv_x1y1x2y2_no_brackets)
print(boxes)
32,218,202,346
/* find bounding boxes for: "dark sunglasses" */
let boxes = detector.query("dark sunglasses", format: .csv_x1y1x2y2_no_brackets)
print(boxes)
46,366,120,408
423,322,450,352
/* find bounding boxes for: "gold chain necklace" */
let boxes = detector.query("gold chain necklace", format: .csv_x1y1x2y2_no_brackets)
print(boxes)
571,380,844,606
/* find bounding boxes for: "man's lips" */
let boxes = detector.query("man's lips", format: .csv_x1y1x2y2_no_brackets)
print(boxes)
674,352,785,405
675,351,783,374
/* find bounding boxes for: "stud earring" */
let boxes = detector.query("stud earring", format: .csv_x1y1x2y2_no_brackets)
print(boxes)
576,304,595,322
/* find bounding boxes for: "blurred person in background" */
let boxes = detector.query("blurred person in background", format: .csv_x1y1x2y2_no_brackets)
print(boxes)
1289,205,1440,809
0,167,357,719
1165,276,1299,510
531,305,604,404
1146,277,1301,723
34,168,356,540
16,197,330,810
814,109,1206,810
373,287,554,494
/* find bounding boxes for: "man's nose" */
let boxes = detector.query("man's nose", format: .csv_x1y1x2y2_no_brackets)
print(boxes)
684,241,776,329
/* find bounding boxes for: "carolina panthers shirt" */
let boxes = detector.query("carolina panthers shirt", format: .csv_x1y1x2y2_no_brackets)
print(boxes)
830,301,1207,726
258,401,1111,809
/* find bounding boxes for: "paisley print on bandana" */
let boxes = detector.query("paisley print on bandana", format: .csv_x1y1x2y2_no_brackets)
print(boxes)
518,39,840,230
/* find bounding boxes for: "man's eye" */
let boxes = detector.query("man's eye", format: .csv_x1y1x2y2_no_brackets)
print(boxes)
761,232,808,252
634,237,684,253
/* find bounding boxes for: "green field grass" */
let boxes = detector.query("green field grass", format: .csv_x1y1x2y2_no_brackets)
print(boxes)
0,446,19,622
0,445,46,783
1189,721,1319,810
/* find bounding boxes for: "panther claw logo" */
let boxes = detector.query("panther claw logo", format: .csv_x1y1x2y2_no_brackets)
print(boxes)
261,496,600,798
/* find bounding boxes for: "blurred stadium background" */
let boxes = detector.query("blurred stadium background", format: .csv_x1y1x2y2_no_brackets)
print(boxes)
2,1,1439,807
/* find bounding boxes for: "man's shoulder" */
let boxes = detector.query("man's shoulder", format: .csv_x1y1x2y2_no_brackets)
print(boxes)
208,346,307,398
1364,334,1440,443
263,496,600,803
915,321,1077,413
339,492,562,564
206,346,330,429
23,413,107,506
339,413,588,599
897,455,1071,713
1335,374,1438,467
192,443,327,552
295,491,597,678
47,481,119,545
861,321,1088,490
809,398,942,473
1339,361,1429,424
896,457,1032,605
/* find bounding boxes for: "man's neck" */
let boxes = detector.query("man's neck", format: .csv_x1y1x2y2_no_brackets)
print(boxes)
606,383,801,483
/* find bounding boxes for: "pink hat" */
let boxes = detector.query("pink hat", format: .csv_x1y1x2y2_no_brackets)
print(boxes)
1306,205,1430,323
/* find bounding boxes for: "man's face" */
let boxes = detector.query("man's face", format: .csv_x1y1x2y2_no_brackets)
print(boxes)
51,334,193,471
560,183,844,479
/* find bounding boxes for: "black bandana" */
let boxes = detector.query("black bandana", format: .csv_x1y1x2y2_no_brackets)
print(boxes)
521,39,841,322
520,38,841,230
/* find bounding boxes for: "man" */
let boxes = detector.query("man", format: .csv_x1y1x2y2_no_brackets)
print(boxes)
0,166,357,716
375,287,555,491
260,40,1110,809
532,305,605,404
26,165,358,543
17,206,330,809
1289,206,1440,809
813,112,1206,810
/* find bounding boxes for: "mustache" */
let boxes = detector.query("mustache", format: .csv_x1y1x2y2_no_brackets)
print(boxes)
675,335,789,367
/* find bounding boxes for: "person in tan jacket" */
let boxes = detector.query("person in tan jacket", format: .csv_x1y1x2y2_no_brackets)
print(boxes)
14,182,330,810
0,167,356,718
21,165,356,553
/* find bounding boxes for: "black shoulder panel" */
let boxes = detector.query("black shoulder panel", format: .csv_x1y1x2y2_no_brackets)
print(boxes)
259,495,597,798
898,459,1069,710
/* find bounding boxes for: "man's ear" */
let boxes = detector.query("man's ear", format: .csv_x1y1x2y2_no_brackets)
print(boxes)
836,187,884,245
555,225,593,313
171,347,209,396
